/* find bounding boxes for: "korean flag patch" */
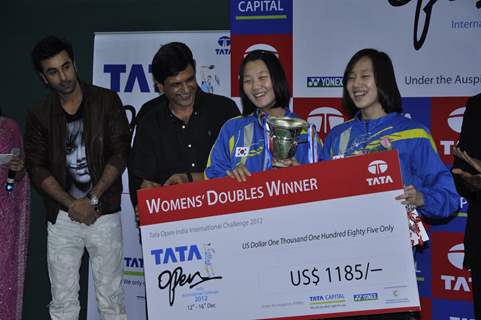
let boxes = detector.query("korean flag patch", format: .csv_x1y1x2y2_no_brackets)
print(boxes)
235,146,250,157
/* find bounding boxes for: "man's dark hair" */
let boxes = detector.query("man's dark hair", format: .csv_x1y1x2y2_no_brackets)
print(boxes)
31,35,75,73
239,50,290,116
342,48,402,117
151,42,196,84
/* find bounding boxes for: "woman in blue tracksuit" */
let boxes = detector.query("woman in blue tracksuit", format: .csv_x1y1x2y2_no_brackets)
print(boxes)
323,48,459,219
322,49,460,320
205,50,320,181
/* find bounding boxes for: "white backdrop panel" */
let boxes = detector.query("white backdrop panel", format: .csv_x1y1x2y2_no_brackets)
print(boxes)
89,30,231,320
294,0,481,97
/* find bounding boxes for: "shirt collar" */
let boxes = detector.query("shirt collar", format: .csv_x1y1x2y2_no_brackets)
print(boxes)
52,81,86,116
254,108,293,127
166,86,204,121
354,111,397,128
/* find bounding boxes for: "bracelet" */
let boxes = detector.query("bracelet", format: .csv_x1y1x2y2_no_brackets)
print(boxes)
87,193,101,213
186,172,193,182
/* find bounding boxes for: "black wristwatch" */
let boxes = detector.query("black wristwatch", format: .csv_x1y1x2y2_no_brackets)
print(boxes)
87,193,101,212
186,172,193,182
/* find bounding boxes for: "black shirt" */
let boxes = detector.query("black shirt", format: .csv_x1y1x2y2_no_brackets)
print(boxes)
129,89,239,206
452,93,481,267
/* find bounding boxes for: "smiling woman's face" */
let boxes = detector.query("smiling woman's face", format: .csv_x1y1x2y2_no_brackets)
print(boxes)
346,56,386,120
242,59,276,112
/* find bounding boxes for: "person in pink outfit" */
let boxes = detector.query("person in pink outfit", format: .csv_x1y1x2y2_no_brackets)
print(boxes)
0,108,30,320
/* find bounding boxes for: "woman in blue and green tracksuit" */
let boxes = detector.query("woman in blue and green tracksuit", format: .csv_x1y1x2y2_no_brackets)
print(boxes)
205,50,321,181
322,48,459,219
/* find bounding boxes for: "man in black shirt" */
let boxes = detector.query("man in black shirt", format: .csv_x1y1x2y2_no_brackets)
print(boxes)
129,42,239,207
452,93,481,319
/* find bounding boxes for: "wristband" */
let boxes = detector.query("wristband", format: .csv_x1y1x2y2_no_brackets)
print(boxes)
186,172,193,182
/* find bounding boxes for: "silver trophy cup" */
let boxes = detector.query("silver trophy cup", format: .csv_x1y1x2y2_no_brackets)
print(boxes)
266,116,308,167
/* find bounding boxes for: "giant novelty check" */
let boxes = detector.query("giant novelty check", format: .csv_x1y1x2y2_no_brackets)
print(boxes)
138,150,420,319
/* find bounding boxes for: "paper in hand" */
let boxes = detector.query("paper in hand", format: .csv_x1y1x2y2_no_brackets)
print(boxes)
0,153,14,165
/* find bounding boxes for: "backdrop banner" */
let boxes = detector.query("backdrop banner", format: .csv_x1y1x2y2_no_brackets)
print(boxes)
89,30,232,320
230,0,481,318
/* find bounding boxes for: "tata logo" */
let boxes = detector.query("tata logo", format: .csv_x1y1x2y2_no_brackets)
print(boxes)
307,107,344,136
244,43,279,58
151,245,202,265
104,64,154,93
307,76,343,88
440,106,465,156
309,293,345,303
368,160,388,174
366,160,393,186
448,243,465,270
216,36,231,55
447,107,465,133
353,292,378,302
441,243,472,292
124,257,144,268
217,36,230,47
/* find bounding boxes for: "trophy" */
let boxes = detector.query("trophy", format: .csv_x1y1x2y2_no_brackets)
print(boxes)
266,116,309,167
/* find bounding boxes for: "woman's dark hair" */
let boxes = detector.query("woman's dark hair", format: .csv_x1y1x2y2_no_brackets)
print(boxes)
151,42,196,84
342,48,402,117
239,50,290,116
31,36,74,73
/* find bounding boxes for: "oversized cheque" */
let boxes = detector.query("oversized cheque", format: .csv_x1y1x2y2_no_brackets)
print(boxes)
138,150,420,319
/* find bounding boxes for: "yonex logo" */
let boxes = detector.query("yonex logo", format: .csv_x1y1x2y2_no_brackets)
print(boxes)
307,76,343,88
447,243,465,270
353,293,378,302
307,107,344,135
447,107,465,134
368,160,388,175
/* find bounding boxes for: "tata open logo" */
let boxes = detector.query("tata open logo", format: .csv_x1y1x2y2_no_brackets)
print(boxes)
447,107,465,134
368,160,388,175
307,107,344,135
244,43,279,57
447,243,465,270
366,160,393,186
